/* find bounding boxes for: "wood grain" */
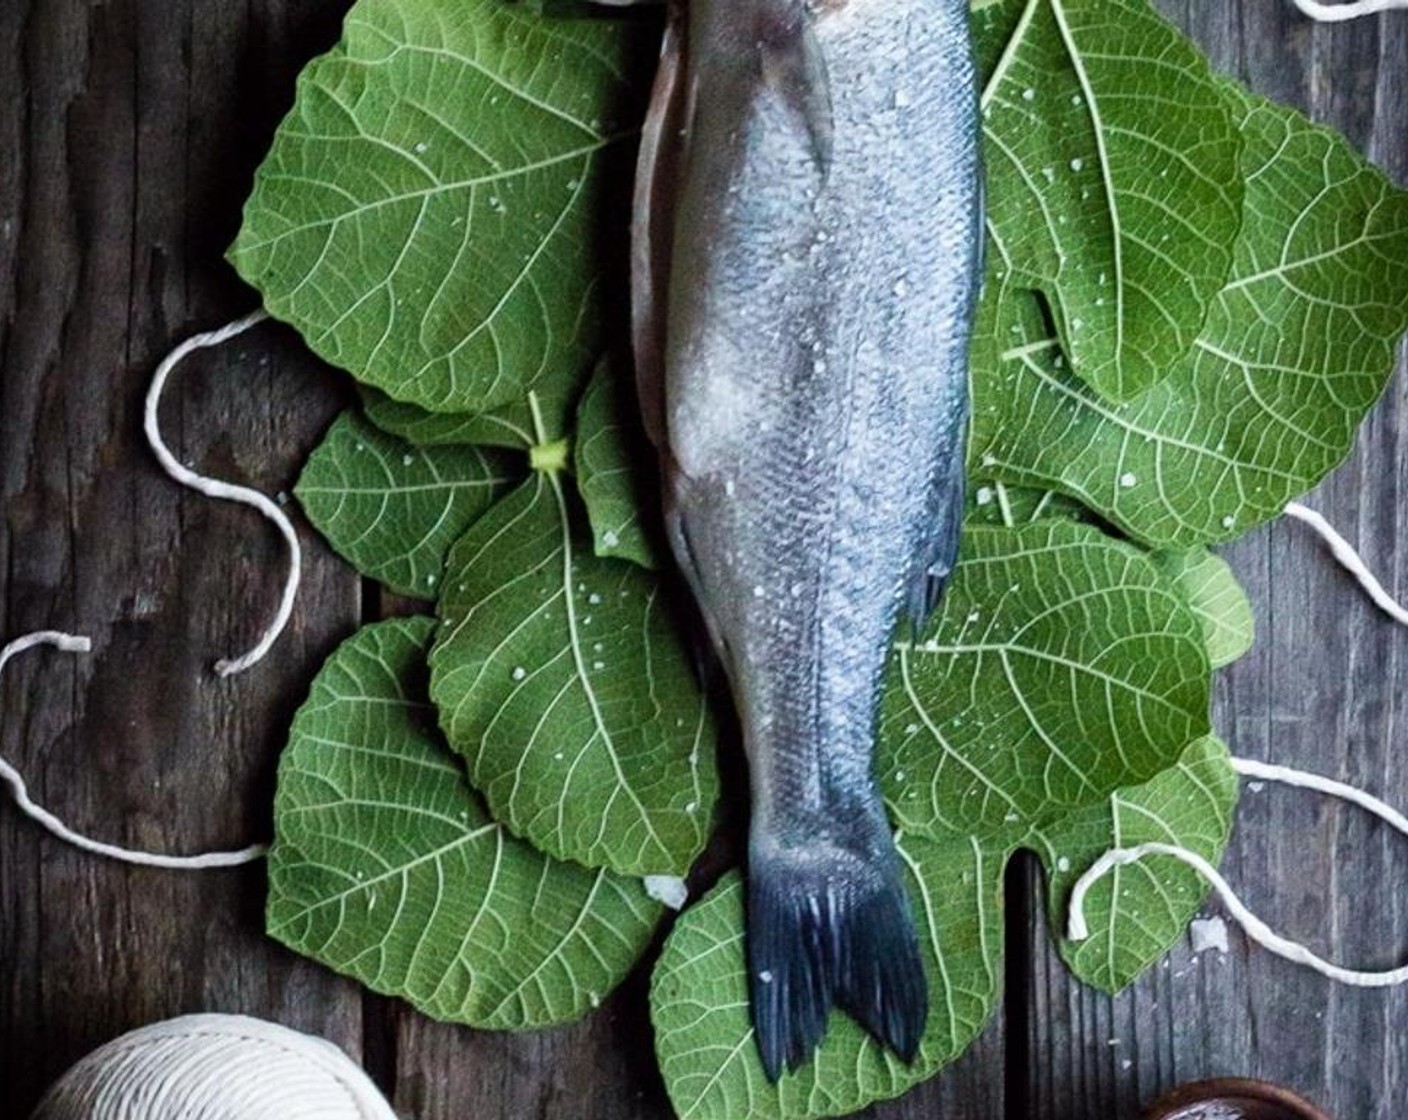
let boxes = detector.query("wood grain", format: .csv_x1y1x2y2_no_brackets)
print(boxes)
1,1,1404,1118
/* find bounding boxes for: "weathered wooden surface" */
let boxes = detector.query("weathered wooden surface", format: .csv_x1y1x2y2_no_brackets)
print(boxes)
0,1,1402,1118
0,1,363,1112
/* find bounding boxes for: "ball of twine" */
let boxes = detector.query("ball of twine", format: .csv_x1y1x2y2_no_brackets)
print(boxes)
31,1014,398,1120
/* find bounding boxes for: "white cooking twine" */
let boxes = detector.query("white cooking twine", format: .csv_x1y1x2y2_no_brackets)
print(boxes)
0,315,290,869
143,310,300,678
30,1014,398,1120
0,632,267,868
1288,0,1408,20
1068,502,1408,987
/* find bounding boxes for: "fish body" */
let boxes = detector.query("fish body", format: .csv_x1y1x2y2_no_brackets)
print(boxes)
633,0,983,1079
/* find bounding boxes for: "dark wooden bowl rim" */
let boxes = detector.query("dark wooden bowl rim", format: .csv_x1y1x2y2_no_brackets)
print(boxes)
1145,1078,1332,1120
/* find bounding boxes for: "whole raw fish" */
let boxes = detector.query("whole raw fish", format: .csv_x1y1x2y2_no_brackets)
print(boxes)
631,0,983,1079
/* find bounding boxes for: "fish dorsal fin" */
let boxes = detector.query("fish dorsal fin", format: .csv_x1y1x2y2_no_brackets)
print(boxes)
630,6,689,449
757,8,834,173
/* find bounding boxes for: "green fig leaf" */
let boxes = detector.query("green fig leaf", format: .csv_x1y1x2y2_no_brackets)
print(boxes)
652,833,1011,1120
879,521,1210,839
1032,734,1240,992
975,0,1244,401
267,616,664,1029
430,472,718,877
296,411,518,597
231,0,654,414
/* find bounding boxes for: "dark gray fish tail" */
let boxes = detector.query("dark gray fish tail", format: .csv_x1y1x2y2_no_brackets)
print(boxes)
748,825,928,1080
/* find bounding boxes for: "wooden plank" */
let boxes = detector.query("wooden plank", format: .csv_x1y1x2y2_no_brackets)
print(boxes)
1025,4,1408,1116
0,1,364,1115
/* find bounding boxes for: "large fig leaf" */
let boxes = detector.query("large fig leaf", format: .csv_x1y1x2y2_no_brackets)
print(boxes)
430,472,717,878
652,834,1011,1120
971,85,1408,547
975,0,1243,401
879,521,1210,839
231,0,653,414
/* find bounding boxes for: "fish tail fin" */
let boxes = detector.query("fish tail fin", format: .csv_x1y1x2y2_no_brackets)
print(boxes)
748,831,928,1080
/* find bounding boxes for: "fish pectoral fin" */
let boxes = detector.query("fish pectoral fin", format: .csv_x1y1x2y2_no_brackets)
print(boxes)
664,485,730,685
758,16,834,174
905,454,966,635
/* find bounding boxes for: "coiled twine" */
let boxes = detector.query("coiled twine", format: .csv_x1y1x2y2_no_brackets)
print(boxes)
31,1014,398,1120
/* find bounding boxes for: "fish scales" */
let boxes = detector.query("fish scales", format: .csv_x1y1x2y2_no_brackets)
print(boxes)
641,0,982,1080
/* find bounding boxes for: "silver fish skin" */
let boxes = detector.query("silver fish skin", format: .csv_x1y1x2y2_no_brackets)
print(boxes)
637,0,982,1081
